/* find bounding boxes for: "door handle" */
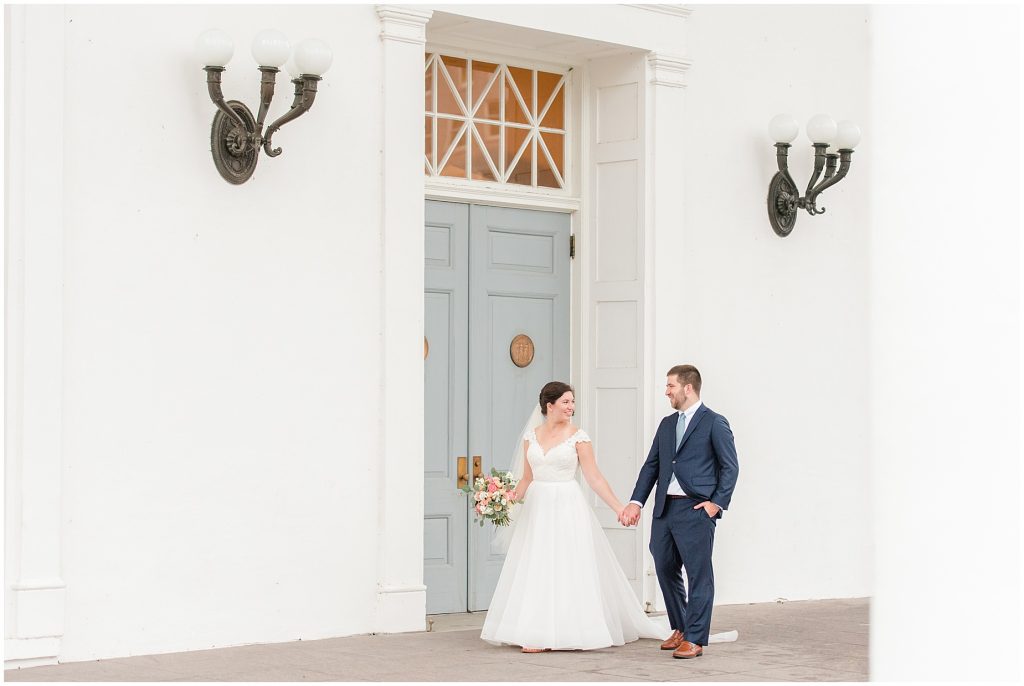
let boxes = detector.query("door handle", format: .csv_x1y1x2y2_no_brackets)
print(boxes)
457,456,468,489
472,456,482,479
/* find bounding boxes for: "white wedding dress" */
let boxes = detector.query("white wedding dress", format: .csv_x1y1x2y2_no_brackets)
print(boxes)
480,428,670,650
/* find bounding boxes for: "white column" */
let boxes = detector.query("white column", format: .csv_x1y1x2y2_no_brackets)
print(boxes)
643,52,691,610
4,4,68,668
374,4,432,633
867,5,1020,680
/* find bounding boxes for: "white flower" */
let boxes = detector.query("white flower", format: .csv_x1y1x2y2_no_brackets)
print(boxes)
506,472,513,479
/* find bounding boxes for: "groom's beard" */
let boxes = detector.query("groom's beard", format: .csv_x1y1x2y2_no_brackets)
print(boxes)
670,395,689,410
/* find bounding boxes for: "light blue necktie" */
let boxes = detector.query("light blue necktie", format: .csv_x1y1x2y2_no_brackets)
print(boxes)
675,411,686,451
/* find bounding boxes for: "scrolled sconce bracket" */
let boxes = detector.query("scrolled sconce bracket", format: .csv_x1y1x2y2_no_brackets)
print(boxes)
211,100,259,185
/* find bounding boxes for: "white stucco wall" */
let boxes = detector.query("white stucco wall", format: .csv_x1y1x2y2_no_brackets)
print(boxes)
10,3,1015,676
867,4,1020,681
6,2,878,665
653,4,873,604
9,4,390,662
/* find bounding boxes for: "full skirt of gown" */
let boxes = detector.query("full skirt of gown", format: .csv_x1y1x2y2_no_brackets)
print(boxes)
480,479,670,650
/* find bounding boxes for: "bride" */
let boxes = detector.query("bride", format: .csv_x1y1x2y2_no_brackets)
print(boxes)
480,381,670,652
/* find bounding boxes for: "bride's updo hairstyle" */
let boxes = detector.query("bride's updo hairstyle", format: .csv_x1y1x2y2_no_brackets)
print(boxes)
539,381,575,415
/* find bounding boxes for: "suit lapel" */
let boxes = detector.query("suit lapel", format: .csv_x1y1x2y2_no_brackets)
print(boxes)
676,404,709,455
662,418,675,462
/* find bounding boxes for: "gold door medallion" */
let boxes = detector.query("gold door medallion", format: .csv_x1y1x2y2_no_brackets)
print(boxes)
509,334,535,368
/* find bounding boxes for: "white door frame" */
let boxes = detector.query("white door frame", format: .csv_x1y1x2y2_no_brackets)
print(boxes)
378,4,693,632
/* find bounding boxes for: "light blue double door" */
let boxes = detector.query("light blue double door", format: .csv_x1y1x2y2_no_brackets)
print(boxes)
424,201,571,614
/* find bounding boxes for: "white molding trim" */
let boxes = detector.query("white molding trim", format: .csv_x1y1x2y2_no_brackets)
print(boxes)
377,5,433,45
373,586,426,634
5,637,61,668
426,41,581,74
648,53,692,89
627,4,693,20
425,182,580,213
377,584,428,595
11,580,67,592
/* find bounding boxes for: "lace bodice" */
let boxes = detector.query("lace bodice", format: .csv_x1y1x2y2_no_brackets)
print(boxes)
526,428,592,482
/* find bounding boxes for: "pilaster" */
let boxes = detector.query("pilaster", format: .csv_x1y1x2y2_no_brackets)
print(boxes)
4,4,68,668
373,4,432,633
642,51,691,610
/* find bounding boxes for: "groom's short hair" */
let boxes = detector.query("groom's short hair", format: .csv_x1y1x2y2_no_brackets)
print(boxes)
668,365,702,395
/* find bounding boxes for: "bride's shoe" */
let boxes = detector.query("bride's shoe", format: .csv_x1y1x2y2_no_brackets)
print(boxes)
521,647,551,653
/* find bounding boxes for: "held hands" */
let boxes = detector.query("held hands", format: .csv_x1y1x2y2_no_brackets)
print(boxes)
618,503,641,527
616,501,719,525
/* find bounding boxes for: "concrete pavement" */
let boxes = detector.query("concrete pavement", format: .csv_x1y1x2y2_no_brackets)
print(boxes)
4,597,869,682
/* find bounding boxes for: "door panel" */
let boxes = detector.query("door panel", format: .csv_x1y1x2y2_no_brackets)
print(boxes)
467,204,571,611
424,201,571,614
423,201,469,614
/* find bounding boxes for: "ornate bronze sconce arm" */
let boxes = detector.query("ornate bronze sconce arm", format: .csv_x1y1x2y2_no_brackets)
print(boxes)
804,143,829,199
254,67,279,134
806,151,852,214
204,67,250,133
262,76,321,158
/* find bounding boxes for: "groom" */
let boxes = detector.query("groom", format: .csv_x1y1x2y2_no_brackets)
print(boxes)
619,365,739,659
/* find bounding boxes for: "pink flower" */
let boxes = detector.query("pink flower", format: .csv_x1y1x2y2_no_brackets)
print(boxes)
487,483,498,493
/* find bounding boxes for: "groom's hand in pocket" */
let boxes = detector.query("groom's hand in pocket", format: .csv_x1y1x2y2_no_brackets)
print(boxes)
694,501,721,517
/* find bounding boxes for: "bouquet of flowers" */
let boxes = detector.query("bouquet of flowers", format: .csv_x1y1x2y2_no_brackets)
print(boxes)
461,468,521,527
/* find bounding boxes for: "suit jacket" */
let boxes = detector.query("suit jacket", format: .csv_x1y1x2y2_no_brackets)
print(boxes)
630,404,739,519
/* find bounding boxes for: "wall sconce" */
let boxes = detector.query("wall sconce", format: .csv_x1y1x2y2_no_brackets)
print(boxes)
195,29,333,184
767,113,861,237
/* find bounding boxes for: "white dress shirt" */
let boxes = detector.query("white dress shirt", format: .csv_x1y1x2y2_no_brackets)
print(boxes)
630,400,703,508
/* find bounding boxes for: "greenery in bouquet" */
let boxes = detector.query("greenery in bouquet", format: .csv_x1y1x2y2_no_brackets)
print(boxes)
460,468,521,527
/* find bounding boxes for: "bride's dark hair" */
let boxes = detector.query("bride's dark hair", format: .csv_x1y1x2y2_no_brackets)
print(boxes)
539,381,575,415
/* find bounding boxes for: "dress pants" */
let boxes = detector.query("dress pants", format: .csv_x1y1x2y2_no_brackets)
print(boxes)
650,495,716,646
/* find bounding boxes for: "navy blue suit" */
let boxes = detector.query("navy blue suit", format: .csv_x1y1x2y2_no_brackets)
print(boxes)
629,403,739,646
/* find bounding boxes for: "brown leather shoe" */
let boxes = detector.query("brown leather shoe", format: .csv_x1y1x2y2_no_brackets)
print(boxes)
660,630,684,650
672,640,703,659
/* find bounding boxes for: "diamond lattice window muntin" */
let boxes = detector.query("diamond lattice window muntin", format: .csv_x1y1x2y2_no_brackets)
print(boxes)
425,53,568,190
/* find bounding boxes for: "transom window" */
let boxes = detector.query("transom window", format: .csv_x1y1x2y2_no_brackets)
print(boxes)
425,53,567,189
